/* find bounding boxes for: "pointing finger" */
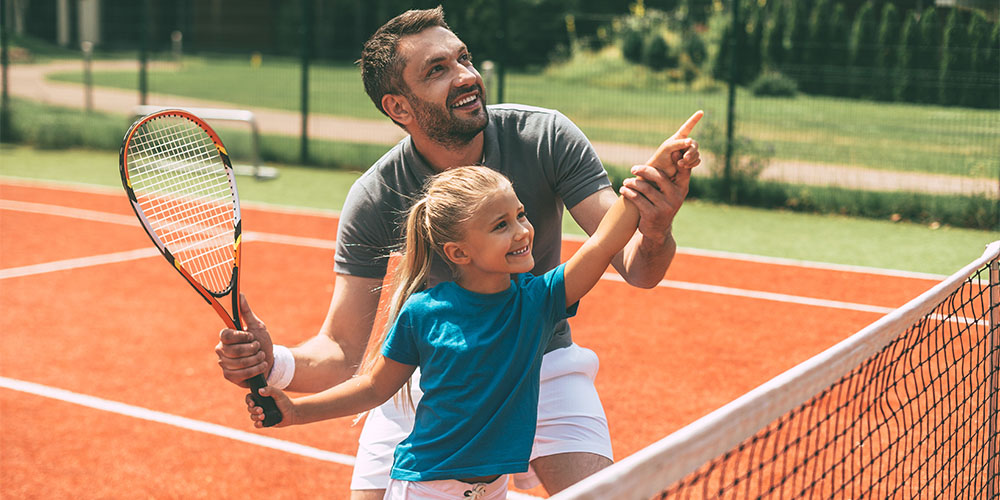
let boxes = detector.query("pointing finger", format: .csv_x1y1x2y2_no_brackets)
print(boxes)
672,110,704,139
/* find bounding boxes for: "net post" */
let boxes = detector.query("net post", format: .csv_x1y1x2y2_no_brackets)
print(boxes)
990,250,999,499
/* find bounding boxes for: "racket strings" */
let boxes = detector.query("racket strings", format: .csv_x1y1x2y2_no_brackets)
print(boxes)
127,116,238,294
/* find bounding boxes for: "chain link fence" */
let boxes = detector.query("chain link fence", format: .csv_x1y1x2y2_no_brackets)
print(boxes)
3,0,998,226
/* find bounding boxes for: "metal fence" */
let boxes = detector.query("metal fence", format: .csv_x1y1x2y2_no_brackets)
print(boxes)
4,0,999,202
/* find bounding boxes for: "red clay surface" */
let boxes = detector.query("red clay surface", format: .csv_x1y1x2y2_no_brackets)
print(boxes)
0,180,942,498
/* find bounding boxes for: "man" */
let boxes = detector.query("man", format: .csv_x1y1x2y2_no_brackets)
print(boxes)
216,7,701,498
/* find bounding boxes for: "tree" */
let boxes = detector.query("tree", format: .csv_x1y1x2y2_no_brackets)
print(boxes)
962,11,993,108
826,3,851,96
763,0,788,71
895,12,920,103
848,1,878,99
939,8,969,106
874,3,900,102
743,0,765,84
983,22,1000,109
917,7,940,104
712,22,734,83
803,0,832,94
785,0,811,85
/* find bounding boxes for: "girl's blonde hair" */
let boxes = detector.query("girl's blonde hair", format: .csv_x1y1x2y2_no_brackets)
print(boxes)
357,166,512,409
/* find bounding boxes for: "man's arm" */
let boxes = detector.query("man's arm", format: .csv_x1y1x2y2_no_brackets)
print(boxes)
286,274,384,392
567,112,702,288
568,168,686,289
216,273,384,393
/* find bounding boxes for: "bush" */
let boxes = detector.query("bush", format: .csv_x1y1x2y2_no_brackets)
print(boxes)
682,176,997,230
643,34,675,71
681,31,708,66
622,29,644,64
750,71,798,97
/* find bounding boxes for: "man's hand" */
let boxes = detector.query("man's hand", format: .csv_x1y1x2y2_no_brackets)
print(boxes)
619,110,703,245
215,294,273,388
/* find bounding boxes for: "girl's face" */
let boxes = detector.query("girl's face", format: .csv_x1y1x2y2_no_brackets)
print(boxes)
448,183,534,283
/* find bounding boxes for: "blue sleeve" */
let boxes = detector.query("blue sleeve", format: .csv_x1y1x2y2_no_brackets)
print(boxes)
381,306,420,366
551,263,579,321
528,263,578,322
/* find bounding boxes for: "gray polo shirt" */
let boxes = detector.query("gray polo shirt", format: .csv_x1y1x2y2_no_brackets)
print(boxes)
334,104,611,352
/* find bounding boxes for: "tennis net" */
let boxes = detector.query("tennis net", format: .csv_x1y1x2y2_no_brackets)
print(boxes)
552,241,1000,500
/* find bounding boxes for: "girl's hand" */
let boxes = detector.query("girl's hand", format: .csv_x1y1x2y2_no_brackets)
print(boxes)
247,386,295,428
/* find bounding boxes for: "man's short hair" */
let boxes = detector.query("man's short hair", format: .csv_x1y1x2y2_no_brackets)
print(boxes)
359,6,451,117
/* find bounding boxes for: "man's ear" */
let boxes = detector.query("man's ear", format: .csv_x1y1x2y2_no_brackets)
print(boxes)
382,94,413,126
442,242,470,266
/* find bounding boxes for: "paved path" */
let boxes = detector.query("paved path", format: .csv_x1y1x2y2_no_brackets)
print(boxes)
7,59,997,198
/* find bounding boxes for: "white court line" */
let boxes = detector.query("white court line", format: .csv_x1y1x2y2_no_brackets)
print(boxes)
0,247,161,279
243,231,337,250
0,199,137,226
0,376,356,465
2,177,947,280
675,246,947,281
1,197,906,313
601,273,894,315
0,376,545,499
0,199,337,250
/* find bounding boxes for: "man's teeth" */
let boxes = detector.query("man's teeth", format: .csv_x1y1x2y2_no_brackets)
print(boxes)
452,95,477,108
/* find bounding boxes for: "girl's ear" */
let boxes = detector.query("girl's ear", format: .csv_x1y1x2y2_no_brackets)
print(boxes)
442,242,471,266
382,94,413,126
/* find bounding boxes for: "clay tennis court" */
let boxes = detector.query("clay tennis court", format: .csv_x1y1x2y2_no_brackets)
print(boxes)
0,179,942,499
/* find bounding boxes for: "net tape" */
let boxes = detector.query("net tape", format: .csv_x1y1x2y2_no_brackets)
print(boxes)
553,241,999,500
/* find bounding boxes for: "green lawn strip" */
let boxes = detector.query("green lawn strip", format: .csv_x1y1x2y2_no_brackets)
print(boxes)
3,145,993,276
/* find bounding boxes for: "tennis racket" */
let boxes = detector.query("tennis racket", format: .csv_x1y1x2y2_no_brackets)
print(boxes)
119,109,282,427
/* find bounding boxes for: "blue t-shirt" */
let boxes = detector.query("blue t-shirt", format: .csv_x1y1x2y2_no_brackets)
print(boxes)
381,264,579,481
335,104,611,354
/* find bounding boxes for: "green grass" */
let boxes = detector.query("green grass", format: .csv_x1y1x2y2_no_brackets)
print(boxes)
2,145,995,276
47,53,1000,180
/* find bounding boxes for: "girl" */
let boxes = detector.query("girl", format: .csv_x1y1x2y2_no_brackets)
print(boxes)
249,165,640,499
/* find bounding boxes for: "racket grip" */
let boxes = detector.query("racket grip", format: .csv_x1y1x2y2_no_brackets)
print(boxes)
246,373,283,427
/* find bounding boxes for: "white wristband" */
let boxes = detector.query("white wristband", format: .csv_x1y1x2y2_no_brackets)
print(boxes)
267,345,295,390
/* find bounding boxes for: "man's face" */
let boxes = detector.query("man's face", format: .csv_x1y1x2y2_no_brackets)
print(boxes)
396,27,488,147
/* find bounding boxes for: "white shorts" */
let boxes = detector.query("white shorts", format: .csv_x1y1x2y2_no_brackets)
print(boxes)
351,344,612,491
384,476,507,499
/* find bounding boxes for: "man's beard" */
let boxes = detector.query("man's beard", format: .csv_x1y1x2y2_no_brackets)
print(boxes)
405,85,489,149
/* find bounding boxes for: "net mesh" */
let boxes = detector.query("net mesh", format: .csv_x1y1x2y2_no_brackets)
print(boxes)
662,264,997,499
126,114,238,294
553,243,999,500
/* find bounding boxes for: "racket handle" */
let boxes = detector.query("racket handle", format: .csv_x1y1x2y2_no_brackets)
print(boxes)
246,373,283,427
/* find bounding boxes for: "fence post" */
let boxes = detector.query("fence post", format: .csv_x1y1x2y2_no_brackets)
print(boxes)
723,0,741,203
0,0,9,142
299,0,313,165
138,0,150,105
496,0,508,104
990,252,999,500
82,41,93,112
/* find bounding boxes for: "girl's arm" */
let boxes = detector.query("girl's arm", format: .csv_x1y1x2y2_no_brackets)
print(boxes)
250,355,416,428
563,195,640,306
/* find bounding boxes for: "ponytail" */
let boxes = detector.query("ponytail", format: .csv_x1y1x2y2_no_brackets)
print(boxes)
357,198,435,411
355,166,511,417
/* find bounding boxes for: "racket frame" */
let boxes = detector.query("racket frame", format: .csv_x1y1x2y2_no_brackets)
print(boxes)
119,108,281,426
